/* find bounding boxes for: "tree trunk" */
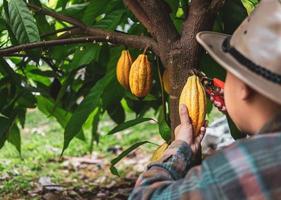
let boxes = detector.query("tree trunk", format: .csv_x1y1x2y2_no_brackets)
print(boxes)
166,0,225,139
168,44,200,140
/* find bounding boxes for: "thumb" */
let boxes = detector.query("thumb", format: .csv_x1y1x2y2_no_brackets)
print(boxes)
179,104,191,126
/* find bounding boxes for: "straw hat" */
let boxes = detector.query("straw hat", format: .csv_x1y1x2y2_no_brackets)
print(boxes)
196,0,281,104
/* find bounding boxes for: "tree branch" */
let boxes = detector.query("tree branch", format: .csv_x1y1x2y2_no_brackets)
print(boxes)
41,56,63,75
181,0,225,41
57,27,83,39
137,0,179,45
26,2,159,55
85,28,159,52
122,0,154,36
28,3,86,29
178,0,224,70
41,26,77,38
0,34,159,56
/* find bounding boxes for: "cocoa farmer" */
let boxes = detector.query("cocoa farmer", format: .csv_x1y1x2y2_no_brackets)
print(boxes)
129,0,281,199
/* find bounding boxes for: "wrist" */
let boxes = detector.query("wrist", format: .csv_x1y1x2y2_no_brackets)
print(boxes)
174,137,192,145
168,140,193,158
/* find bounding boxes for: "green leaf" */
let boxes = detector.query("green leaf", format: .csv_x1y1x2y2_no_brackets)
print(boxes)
165,0,183,32
0,58,22,86
241,0,260,15
3,0,10,20
25,69,52,86
82,0,110,25
69,45,101,71
7,0,40,44
213,13,224,32
110,166,120,176
157,105,171,142
102,78,124,108
7,124,21,156
76,129,86,141
52,70,77,112
200,54,226,81
37,96,86,142
107,102,125,124
107,118,153,135
0,17,7,32
206,99,213,114
89,107,101,152
56,0,68,9
176,7,184,18
62,71,114,154
58,3,89,19
17,92,36,108
17,108,26,128
27,69,55,77
94,9,125,30
102,77,126,124
37,96,71,127
0,116,14,149
142,94,158,101
222,0,248,34
0,113,9,119
110,141,150,176
29,0,52,35
2,0,18,45
158,119,171,142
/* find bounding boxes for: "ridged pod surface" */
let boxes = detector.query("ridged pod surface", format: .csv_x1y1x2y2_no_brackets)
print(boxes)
129,54,152,97
163,69,171,94
150,143,169,162
116,50,133,90
179,75,207,136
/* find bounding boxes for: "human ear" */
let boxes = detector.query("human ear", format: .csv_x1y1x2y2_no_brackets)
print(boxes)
240,82,254,100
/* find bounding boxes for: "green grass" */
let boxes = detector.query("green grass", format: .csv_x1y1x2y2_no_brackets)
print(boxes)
0,108,161,198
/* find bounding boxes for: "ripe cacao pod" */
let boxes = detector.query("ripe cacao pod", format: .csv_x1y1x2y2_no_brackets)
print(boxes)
179,75,207,136
116,50,133,90
129,54,152,97
150,143,169,162
163,69,171,94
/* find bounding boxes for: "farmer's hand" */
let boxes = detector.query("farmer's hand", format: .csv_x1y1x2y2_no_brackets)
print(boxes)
210,88,227,113
175,104,207,155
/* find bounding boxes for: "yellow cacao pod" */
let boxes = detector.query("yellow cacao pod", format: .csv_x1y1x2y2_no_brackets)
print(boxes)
150,143,169,162
116,50,133,90
179,75,207,136
129,54,152,97
163,69,171,94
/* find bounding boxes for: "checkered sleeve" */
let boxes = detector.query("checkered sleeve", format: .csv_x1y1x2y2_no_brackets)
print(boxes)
129,140,220,200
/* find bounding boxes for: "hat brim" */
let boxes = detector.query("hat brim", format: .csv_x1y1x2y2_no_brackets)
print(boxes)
196,31,281,105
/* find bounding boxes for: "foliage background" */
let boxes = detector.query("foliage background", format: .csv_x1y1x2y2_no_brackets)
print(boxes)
0,0,260,172
0,0,262,198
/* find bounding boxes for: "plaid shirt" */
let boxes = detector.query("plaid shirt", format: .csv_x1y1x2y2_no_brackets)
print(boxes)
129,113,281,200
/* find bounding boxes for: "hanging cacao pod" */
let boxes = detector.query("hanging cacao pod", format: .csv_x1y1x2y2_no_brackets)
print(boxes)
163,69,171,94
129,54,152,97
116,50,133,90
179,75,207,136
150,143,169,162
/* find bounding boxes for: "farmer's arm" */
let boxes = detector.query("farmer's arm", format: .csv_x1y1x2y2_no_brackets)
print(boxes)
129,105,217,200
129,140,220,200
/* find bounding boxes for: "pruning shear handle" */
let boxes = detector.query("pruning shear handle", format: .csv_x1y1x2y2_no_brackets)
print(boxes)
201,76,225,110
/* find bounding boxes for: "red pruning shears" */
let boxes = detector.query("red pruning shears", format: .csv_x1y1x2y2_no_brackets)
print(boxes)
200,75,226,113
